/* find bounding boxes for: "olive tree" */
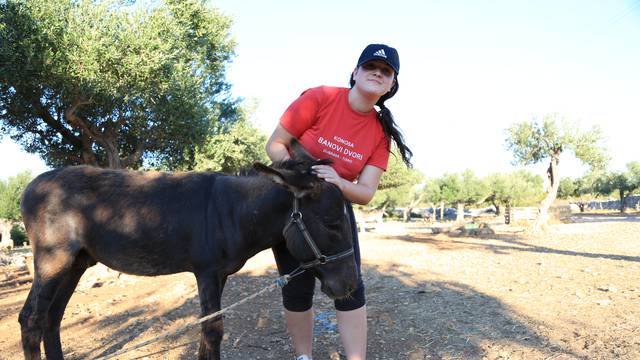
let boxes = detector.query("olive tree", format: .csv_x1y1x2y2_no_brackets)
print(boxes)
0,171,33,221
594,162,640,212
439,170,487,223
1,0,238,169
193,119,269,174
485,170,544,216
505,114,608,232
370,152,424,220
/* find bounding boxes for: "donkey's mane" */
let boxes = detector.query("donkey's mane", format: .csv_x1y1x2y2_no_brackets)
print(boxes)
238,158,320,177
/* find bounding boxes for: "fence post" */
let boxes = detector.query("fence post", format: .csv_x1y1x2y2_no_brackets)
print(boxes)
504,204,511,225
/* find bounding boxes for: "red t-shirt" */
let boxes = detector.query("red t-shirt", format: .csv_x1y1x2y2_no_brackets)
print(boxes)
280,86,390,182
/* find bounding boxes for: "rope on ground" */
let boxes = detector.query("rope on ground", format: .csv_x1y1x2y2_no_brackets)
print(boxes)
94,268,303,360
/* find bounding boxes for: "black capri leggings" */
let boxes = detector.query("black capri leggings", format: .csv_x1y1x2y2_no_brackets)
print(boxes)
272,201,365,312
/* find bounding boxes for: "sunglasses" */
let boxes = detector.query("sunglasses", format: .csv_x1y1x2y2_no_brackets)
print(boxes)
360,62,395,78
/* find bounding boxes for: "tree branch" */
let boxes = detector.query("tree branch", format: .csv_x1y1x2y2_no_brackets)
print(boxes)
31,99,83,149
121,141,146,168
64,96,101,140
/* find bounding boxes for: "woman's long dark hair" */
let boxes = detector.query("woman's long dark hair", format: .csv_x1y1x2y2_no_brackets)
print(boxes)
350,74,413,168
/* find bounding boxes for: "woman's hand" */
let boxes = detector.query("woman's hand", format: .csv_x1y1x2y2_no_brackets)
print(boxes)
312,164,346,190
317,164,383,205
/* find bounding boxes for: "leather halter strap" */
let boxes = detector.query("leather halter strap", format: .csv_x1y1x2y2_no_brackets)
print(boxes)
282,197,354,269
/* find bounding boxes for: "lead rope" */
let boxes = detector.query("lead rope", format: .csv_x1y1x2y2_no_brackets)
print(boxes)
94,267,305,360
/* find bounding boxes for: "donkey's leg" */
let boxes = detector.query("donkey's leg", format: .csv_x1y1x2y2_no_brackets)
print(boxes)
19,285,43,360
20,249,78,360
43,251,94,359
194,271,227,360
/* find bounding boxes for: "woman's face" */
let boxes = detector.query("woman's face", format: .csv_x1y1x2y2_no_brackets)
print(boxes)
352,60,396,98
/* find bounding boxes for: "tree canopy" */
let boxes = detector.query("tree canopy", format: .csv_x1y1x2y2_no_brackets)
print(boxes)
193,116,269,174
1,0,239,169
505,114,608,231
485,170,544,215
438,170,487,222
0,171,33,221
594,162,640,212
370,152,424,210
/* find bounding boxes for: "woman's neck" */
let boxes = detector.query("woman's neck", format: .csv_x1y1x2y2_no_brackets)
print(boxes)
348,88,378,113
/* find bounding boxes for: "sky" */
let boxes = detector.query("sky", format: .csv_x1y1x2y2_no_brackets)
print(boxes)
2,0,639,181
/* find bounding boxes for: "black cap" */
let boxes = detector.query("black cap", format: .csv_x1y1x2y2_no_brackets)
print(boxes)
356,44,400,74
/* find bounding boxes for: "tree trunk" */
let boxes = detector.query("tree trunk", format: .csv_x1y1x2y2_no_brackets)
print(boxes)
532,156,560,233
504,203,511,224
105,140,122,169
619,190,626,213
456,202,464,224
439,201,444,222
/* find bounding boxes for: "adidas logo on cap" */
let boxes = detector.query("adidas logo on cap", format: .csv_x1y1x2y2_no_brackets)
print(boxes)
373,49,387,58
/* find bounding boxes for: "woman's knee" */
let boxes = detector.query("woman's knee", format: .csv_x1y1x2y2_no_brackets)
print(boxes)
334,278,365,311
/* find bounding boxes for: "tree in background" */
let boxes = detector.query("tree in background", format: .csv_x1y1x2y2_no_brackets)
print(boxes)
370,152,424,220
558,177,579,201
485,170,544,216
422,178,446,221
558,172,601,211
439,170,487,223
0,171,32,221
1,0,238,169
594,162,640,212
505,114,608,232
193,103,269,174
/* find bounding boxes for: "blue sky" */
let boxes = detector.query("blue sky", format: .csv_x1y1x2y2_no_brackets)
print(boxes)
2,0,639,180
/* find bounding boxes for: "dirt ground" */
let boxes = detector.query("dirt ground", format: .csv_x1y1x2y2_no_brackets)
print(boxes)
1,212,639,360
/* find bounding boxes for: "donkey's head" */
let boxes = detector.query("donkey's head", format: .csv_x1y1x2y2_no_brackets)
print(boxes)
254,140,358,299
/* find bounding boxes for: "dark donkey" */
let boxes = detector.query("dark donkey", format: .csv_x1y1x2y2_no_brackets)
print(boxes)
18,140,358,360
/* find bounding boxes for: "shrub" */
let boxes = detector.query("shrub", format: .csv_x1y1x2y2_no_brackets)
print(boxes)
10,224,28,247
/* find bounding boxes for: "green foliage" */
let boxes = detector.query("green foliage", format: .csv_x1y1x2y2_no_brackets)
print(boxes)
193,117,269,174
438,169,487,206
627,161,640,191
594,166,637,197
10,223,28,246
505,114,608,169
485,170,544,207
422,178,445,205
557,177,577,199
505,113,609,230
593,162,640,211
0,171,33,221
558,173,601,201
1,0,239,169
370,153,424,209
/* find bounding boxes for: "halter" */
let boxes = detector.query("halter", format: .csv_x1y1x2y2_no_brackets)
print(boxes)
282,197,354,269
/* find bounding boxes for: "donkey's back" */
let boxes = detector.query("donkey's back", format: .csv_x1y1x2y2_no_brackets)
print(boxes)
22,166,218,276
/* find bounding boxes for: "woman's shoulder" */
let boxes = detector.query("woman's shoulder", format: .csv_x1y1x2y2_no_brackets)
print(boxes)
301,85,348,99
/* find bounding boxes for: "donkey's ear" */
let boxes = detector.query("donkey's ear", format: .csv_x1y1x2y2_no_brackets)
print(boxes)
289,139,316,162
253,163,312,198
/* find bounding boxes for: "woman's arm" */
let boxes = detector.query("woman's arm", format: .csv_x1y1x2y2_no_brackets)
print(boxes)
312,164,383,205
265,124,295,162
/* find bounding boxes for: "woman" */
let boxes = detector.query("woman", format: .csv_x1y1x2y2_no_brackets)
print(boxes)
265,43,412,360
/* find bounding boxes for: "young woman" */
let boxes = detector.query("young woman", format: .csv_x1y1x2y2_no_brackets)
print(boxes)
265,43,412,360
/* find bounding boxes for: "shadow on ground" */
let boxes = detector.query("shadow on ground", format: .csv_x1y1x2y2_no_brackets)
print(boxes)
47,265,583,359
378,221,640,264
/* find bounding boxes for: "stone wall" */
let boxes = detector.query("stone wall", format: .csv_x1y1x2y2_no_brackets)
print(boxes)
587,195,640,211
